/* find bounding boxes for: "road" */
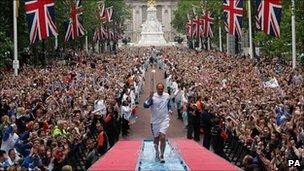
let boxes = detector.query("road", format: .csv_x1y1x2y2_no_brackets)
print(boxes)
124,66,187,140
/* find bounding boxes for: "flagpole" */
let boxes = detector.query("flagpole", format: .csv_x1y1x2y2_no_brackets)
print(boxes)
226,34,229,54
291,0,296,69
199,36,202,50
219,17,222,52
207,37,210,50
54,35,58,50
248,0,254,59
85,32,88,54
13,0,19,76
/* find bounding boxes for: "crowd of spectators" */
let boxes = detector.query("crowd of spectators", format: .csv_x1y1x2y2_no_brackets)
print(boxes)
162,47,303,170
0,48,151,170
0,46,303,170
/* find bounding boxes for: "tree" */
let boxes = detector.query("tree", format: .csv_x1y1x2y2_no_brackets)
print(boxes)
0,31,13,68
172,1,304,60
172,1,223,49
172,0,200,34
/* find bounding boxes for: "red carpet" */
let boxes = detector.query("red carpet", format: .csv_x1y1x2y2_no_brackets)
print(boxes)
89,139,239,171
89,140,141,171
172,139,240,171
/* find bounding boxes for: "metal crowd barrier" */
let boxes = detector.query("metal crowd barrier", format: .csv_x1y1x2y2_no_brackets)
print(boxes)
223,132,268,170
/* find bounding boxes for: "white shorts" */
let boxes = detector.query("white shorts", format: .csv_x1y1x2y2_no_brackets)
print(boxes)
150,120,170,138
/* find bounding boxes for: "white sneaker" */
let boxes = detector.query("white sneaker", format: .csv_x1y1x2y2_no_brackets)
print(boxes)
160,155,165,163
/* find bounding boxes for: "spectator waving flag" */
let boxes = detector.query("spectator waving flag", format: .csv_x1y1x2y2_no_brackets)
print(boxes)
256,0,282,37
24,0,58,44
202,11,214,38
64,0,85,42
223,0,244,37
263,77,279,88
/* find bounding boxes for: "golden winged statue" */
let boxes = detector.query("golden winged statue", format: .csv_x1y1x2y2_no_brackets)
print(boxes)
148,0,156,7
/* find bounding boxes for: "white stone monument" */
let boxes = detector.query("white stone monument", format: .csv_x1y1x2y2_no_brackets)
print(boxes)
137,0,167,46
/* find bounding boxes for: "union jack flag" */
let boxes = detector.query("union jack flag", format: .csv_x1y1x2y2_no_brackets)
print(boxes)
96,1,104,20
256,0,282,37
186,19,193,38
202,11,214,38
65,0,85,42
93,26,109,42
93,28,100,42
104,7,113,22
223,0,243,37
24,0,58,44
192,17,203,38
107,28,114,40
98,6,113,23
185,14,193,38
100,26,108,40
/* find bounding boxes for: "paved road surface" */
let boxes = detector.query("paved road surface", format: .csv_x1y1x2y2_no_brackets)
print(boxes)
124,66,186,140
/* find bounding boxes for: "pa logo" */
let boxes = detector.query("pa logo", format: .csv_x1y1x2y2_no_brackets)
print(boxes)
288,160,301,167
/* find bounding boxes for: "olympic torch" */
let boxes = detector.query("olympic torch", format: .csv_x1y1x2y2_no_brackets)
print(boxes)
151,69,156,92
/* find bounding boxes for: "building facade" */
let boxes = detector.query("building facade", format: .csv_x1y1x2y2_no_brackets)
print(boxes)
124,0,178,43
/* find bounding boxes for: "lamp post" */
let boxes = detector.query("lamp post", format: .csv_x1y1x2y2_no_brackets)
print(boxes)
291,0,296,69
248,0,254,59
13,0,19,76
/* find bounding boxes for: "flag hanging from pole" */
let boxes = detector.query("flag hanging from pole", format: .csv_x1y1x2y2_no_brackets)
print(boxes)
192,5,197,16
100,26,108,40
192,17,203,38
202,11,214,38
186,14,193,38
64,0,85,42
104,6,113,22
186,19,193,38
107,28,114,40
24,0,58,44
223,0,244,37
93,27,100,42
99,6,113,23
256,0,282,37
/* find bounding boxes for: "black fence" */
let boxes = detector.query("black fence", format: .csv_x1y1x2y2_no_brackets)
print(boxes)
223,132,268,170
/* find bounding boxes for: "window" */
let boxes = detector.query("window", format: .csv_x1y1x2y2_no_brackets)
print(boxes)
142,5,147,22
156,5,162,22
